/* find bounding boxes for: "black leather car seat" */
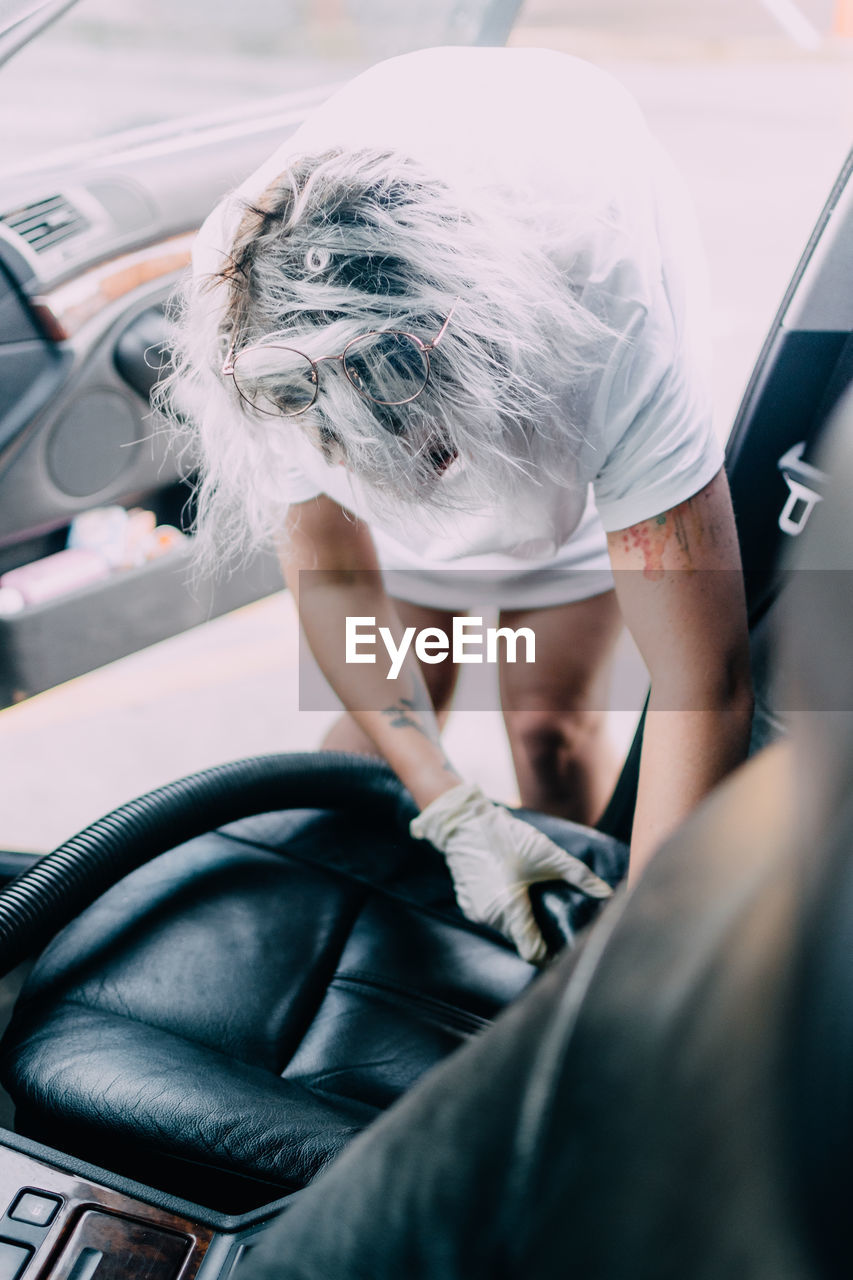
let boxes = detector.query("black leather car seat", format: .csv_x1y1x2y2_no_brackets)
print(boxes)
237,399,853,1280
244,744,807,1280
0,785,626,1211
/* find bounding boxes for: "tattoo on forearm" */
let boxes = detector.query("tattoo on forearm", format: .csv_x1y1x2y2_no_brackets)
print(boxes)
400,680,434,714
381,697,440,744
379,697,457,777
382,698,424,730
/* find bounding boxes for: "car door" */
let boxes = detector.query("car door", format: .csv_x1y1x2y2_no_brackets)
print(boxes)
598,146,853,843
0,0,523,708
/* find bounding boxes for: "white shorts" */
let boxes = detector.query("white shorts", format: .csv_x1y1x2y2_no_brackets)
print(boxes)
373,490,614,612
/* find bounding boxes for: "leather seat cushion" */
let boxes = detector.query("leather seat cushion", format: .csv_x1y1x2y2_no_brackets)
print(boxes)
0,805,625,1207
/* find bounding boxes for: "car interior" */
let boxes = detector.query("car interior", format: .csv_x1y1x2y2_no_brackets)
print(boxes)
0,1,850,1275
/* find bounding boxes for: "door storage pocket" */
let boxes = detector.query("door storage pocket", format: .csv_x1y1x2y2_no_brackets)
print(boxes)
0,543,282,707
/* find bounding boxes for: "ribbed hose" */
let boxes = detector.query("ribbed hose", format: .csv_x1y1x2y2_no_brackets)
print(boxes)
0,752,416,978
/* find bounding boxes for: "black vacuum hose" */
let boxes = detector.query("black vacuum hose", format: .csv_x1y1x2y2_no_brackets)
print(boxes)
0,752,416,978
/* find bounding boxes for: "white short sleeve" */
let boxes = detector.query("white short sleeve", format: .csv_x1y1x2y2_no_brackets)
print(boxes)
590,324,724,532
590,140,724,532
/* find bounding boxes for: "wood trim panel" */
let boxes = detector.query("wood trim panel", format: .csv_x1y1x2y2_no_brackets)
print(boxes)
0,1144,214,1279
30,234,196,341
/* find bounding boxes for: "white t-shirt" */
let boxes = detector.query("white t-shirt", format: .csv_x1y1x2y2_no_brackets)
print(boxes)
193,46,723,574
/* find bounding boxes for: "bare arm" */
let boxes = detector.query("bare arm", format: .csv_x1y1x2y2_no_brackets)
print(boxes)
606,468,754,881
280,495,461,809
282,495,613,960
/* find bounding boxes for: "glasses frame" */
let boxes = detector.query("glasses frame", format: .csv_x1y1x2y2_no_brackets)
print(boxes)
222,298,459,418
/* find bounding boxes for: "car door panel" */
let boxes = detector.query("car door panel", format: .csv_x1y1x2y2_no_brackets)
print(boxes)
719,153,853,765
599,150,853,842
0,88,335,513
726,150,853,618
723,155,853,753
0,97,335,706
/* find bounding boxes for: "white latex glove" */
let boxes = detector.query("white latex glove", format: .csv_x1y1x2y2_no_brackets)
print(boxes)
409,781,613,964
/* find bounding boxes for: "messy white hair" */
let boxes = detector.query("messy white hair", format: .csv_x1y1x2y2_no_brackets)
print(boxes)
155,147,619,567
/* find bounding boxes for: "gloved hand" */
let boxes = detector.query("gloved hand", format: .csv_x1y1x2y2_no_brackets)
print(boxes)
409,781,613,964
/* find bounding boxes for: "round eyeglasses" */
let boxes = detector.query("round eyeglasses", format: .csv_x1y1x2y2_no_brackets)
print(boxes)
222,301,458,418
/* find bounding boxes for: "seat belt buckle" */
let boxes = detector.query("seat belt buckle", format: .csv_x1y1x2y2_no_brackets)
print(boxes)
777,441,827,536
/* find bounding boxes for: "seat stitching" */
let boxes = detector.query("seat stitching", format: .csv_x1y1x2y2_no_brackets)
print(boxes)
329,973,492,1035
213,825,521,952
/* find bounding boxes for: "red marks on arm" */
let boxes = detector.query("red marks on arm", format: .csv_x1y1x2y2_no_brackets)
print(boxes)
621,513,675,580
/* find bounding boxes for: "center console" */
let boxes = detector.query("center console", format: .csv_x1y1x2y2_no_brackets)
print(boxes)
0,1134,286,1280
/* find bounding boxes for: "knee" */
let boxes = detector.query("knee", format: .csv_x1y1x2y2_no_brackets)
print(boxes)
506,706,607,769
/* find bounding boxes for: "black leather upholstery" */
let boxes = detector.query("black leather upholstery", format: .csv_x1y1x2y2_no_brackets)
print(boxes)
243,747,811,1280
239,397,853,1278
0,801,625,1209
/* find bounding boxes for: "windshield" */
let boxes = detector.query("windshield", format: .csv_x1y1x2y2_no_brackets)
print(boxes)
0,0,506,174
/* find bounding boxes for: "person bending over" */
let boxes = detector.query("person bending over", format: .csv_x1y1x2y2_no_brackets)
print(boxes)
161,47,753,962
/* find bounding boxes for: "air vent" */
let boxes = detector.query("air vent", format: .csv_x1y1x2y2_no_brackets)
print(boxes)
0,194,90,254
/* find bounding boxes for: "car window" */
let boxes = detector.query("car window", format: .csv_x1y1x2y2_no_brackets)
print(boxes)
0,0,503,175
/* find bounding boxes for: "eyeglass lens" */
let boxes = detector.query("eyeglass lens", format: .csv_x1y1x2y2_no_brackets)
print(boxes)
233,331,431,415
343,332,429,405
232,345,318,416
